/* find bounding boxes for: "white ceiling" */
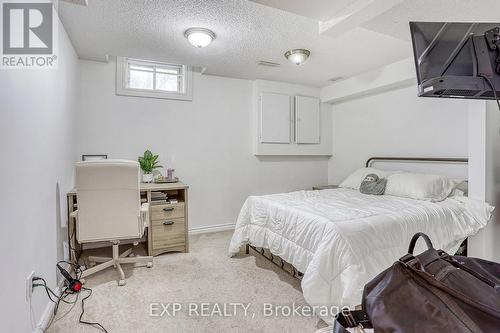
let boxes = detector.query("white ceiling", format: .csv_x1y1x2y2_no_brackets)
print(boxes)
250,0,355,21
363,0,500,41
58,0,412,87
59,0,499,87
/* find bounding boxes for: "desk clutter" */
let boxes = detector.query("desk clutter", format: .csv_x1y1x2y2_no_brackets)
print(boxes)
151,191,168,204
138,149,180,185
150,190,180,205
155,175,179,184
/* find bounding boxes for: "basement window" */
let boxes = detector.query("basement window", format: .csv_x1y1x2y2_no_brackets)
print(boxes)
116,57,193,101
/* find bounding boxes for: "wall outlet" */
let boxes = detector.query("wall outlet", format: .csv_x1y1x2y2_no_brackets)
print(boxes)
26,271,35,302
63,241,70,261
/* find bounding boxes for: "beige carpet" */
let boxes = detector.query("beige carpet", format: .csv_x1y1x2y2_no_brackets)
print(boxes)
47,231,327,333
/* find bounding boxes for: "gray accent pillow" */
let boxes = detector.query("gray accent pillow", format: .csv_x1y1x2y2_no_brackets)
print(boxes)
360,173,387,195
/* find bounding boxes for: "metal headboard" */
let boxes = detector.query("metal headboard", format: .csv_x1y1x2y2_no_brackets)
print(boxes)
365,156,469,256
366,157,468,168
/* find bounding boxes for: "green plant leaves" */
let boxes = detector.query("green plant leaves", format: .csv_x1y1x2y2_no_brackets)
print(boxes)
138,150,162,173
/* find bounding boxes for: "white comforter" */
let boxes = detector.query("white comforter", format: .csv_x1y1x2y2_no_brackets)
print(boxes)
228,188,493,321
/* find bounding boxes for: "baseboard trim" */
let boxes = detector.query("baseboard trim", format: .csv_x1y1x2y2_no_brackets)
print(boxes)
33,278,65,333
189,223,235,235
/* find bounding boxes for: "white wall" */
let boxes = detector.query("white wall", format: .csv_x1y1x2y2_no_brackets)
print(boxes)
0,20,78,333
321,58,415,104
328,85,469,184
484,101,500,261
77,59,329,230
468,100,500,261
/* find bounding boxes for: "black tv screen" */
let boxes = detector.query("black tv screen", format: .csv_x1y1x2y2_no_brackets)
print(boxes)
410,22,500,100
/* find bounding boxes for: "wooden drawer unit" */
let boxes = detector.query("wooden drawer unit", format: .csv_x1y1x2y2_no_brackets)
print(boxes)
150,203,185,220
151,217,186,250
149,200,188,255
148,189,188,256
146,185,189,256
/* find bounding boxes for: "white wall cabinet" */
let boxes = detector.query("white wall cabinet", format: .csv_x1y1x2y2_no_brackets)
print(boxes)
260,92,292,143
295,95,320,144
252,80,331,156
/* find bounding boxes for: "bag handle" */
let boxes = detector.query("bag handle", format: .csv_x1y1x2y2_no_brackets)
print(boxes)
333,309,372,333
408,232,434,254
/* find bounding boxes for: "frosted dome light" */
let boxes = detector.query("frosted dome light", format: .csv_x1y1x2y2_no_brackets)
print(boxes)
284,49,310,65
184,28,215,48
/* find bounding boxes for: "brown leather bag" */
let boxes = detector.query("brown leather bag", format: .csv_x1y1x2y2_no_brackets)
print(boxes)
334,233,500,333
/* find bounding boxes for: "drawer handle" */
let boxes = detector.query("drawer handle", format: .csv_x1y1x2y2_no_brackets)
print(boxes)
163,220,175,226
163,207,174,212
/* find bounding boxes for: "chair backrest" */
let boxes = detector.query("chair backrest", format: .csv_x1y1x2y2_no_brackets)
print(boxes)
75,159,142,243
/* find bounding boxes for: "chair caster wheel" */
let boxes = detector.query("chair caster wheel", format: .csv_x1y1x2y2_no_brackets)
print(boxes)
147,262,153,268
118,280,126,286
89,262,96,267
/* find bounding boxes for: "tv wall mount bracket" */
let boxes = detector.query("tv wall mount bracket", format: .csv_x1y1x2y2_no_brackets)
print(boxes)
484,27,500,74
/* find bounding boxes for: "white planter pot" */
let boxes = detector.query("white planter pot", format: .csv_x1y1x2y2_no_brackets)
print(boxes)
142,173,153,183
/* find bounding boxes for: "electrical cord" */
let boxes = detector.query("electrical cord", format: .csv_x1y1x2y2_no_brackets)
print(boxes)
70,228,83,263
480,74,500,112
57,260,109,332
470,34,500,113
33,261,108,333
57,260,83,279
79,287,109,333
32,277,73,332
33,278,77,306
40,283,81,333
44,291,80,332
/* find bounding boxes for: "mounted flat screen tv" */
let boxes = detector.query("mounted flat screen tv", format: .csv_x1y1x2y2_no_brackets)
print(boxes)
410,22,500,100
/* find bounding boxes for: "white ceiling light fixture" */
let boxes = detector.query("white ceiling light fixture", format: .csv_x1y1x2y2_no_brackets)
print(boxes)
184,28,216,48
284,49,310,65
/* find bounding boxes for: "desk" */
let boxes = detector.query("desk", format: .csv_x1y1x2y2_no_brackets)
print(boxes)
67,182,189,261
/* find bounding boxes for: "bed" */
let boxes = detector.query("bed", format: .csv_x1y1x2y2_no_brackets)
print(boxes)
228,157,493,322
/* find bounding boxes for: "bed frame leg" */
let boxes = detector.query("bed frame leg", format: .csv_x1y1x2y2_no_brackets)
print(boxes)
245,243,303,280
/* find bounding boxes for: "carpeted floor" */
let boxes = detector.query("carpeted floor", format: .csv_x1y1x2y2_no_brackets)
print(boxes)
47,231,327,333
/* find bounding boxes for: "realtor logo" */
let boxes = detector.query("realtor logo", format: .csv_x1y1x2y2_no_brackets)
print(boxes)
1,1,58,69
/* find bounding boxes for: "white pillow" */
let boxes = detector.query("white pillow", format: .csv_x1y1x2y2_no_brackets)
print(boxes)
449,180,468,197
385,172,460,202
339,167,393,190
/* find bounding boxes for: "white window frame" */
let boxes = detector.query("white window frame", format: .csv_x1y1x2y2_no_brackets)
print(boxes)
116,56,193,101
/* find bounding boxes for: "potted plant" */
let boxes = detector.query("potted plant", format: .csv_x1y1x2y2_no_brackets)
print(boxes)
138,150,162,183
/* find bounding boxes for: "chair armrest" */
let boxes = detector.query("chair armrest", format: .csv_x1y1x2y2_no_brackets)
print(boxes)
140,203,150,229
69,210,78,219
140,203,149,213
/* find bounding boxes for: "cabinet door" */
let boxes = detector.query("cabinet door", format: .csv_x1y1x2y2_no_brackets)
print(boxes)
295,96,320,144
260,92,292,143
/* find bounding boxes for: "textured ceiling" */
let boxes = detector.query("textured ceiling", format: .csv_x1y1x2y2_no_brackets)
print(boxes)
58,0,410,87
363,0,500,41
250,0,354,21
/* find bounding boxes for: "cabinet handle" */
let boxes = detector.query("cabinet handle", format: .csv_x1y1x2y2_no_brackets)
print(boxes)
163,207,174,212
163,220,175,226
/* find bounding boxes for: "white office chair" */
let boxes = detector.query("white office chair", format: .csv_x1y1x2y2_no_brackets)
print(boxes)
72,159,153,286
